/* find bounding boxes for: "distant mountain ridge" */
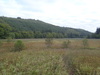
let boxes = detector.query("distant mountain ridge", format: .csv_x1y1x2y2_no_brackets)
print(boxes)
0,16,91,38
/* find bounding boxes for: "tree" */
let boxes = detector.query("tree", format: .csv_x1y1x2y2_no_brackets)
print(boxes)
0,23,12,39
17,17,21,19
92,28,100,38
96,28,100,34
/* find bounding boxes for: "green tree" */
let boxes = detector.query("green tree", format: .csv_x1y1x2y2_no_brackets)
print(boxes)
9,33,15,39
0,23,12,39
96,28,100,34
92,28,100,38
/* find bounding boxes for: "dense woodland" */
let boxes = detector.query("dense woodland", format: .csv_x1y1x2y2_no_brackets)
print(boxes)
91,28,100,38
0,16,95,39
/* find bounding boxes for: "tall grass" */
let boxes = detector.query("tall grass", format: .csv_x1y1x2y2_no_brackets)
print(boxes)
63,50,100,75
0,50,67,75
0,40,3,47
6,37,13,43
0,39,100,75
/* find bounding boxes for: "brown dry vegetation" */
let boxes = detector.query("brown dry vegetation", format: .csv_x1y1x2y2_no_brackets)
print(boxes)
0,38,100,75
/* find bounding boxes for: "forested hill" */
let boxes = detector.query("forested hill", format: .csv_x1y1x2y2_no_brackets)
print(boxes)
0,16,91,39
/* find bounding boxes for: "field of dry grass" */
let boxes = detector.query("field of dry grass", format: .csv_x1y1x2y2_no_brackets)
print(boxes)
0,38,100,75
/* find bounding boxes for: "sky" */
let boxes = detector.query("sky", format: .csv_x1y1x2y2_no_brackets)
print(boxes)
0,0,100,32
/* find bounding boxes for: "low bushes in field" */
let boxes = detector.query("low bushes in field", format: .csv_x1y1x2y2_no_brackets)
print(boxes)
62,40,71,48
45,38,53,48
14,40,25,52
45,33,54,48
82,38,89,49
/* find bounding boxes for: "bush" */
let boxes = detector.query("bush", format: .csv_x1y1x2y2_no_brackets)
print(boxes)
82,38,89,49
14,40,25,52
45,33,54,48
62,40,71,48
45,38,53,48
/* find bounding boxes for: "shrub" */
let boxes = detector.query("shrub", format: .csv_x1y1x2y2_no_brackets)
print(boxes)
45,33,53,48
62,40,71,48
14,40,25,52
82,38,89,49
45,38,53,48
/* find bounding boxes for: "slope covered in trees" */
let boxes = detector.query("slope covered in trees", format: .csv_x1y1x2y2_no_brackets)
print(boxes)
0,16,91,39
0,23,11,39
92,28,100,38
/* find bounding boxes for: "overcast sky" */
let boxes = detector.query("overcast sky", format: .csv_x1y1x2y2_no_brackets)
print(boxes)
0,0,100,32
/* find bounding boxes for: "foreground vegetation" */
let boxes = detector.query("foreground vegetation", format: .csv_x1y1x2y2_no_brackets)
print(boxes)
0,39,100,75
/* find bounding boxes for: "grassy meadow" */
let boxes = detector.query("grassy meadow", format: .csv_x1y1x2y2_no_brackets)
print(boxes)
0,38,100,75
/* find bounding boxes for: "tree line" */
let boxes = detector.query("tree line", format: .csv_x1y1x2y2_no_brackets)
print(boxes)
91,28,100,38
0,16,92,39
0,23,92,39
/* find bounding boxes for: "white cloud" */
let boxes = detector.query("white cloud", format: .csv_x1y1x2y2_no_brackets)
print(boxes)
0,0,100,32
0,0,23,17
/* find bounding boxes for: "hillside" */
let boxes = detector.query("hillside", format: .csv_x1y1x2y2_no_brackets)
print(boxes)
91,28,100,38
0,16,91,38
